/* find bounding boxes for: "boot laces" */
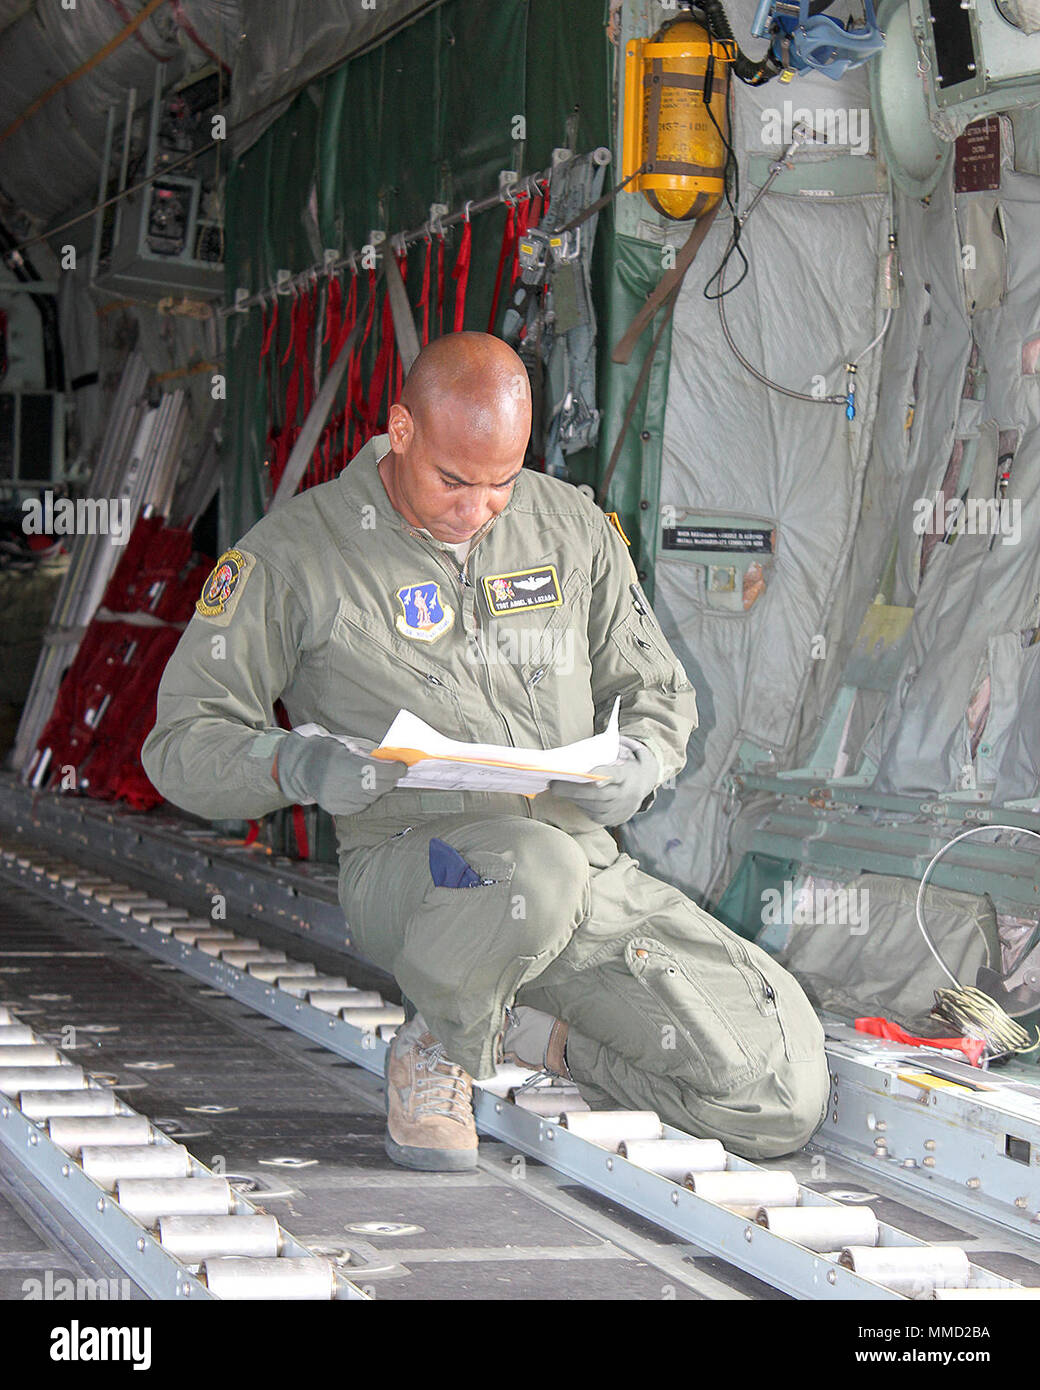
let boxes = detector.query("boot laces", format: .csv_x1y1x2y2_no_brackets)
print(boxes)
415,1039,471,1122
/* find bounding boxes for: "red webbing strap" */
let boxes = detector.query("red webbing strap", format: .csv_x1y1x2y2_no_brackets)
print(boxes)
417,236,432,346
243,821,261,847
452,217,472,333
487,200,517,333
301,283,318,419
323,275,342,349
259,299,278,378
349,266,378,432
436,232,445,337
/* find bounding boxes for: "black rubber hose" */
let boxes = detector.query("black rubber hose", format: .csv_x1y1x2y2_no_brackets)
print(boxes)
689,0,783,85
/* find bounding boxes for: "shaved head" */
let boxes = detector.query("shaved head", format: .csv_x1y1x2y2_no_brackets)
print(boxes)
380,333,532,544
400,332,531,443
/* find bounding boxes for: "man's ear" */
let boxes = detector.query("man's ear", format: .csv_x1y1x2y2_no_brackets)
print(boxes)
387,402,414,452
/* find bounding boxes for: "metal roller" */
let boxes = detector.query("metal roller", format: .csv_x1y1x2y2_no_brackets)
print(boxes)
20,1089,122,1119
220,950,288,970
88,885,135,903
559,1110,664,1148
0,1065,85,1093
279,976,351,997
513,1089,589,1116
81,1142,192,1190
76,882,130,898
0,1025,38,1044
619,1138,727,1178
116,1177,233,1224
202,1255,336,1300
113,898,168,915
159,1214,283,1261
757,1206,879,1251
308,990,384,1012
197,936,260,957
839,1246,972,1296
686,1170,800,1209
338,1007,406,1028
248,961,316,983
173,928,237,945
48,1114,153,1153
132,906,190,923
0,1006,15,1024
0,1045,61,1066
147,914,198,935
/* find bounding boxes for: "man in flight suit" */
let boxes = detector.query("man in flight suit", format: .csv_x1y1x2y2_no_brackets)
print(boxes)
143,332,828,1172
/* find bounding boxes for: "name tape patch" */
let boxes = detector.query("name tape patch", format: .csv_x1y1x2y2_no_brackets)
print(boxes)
483,565,562,616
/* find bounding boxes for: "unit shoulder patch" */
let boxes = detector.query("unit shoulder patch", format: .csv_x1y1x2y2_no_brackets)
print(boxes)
482,565,562,616
196,548,255,622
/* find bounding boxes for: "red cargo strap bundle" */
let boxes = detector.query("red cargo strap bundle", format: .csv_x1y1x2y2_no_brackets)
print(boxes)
33,515,213,811
452,213,472,333
417,235,432,347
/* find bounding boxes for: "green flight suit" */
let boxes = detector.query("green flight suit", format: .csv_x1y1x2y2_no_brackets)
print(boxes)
142,433,828,1159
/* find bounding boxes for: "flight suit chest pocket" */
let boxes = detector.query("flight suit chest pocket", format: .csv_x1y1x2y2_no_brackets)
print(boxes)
327,597,464,725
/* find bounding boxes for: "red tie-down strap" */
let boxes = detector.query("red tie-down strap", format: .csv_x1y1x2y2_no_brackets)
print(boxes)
323,273,343,352
487,198,517,333
854,1017,988,1067
417,235,432,347
510,190,537,286
452,215,472,333
258,298,278,380
338,270,360,471
436,231,446,338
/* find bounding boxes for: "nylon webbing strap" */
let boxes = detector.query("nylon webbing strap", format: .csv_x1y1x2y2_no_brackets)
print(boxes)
611,200,720,365
270,277,377,510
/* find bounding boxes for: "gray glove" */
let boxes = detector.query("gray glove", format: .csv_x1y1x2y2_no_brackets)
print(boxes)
547,737,660,827
275,730,407,815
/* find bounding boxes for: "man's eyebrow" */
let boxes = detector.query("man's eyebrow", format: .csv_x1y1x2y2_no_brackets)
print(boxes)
437,466,523,487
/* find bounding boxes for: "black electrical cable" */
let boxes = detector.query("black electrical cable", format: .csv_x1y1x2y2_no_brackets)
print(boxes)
699,41,748,301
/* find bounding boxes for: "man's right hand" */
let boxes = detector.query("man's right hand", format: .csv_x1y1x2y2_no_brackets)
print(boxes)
273,730,407,816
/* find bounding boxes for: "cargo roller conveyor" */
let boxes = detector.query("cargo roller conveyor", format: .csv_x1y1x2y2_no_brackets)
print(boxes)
5,837,1040,1300
0,1001,367,1300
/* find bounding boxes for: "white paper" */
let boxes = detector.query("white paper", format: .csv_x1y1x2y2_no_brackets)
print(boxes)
293,699,622,795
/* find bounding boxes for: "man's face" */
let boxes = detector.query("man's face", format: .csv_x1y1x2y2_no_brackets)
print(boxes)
383,402,529,543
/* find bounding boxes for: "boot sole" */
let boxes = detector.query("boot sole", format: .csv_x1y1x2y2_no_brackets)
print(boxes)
383,1039,478,1173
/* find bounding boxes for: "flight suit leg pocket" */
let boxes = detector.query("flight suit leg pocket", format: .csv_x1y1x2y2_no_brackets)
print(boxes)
394,850,524,1077
624,935,765,1094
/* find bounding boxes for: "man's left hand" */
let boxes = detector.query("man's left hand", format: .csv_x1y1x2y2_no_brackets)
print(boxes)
548,738,660,827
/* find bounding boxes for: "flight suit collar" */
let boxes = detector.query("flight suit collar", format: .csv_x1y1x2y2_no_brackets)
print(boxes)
339,432,525,559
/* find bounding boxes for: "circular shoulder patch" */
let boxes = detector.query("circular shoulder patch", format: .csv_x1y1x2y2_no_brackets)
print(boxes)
196,549,247,618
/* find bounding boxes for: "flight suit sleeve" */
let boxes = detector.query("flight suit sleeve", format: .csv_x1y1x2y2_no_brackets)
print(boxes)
586,513,698,788
140,548,305,821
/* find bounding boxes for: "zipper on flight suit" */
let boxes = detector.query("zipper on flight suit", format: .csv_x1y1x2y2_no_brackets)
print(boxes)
412,532,528,776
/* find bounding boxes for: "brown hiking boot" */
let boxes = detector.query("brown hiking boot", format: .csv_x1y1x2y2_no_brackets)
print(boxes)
384,1014,478,1171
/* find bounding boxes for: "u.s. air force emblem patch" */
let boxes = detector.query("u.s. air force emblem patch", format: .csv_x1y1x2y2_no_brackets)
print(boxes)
394,581,454,642
196,548,254,621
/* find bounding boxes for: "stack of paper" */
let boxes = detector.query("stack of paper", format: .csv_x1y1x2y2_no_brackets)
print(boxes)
293,697,621,796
